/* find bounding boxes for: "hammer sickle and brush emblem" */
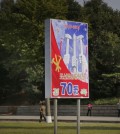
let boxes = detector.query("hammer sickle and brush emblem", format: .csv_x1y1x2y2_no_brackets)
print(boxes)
52,54,62,72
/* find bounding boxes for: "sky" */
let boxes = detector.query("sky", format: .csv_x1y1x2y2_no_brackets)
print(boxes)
76,0,120,11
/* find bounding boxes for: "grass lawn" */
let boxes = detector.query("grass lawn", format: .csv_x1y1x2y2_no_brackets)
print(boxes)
0,122,120,134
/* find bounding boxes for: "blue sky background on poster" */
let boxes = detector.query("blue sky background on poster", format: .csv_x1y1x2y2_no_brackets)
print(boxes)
52,20,88,59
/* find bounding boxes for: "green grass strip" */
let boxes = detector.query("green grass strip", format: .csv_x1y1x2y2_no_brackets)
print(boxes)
0,122,120,134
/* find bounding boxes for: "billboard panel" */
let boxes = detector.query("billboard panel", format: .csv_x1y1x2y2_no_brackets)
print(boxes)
45,19,89,98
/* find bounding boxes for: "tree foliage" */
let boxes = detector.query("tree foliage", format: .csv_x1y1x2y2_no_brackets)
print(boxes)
0,0,120,104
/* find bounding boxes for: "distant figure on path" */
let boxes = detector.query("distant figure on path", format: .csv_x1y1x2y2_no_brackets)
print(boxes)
87,102,92,116
117,99,120,117
39,101,46,122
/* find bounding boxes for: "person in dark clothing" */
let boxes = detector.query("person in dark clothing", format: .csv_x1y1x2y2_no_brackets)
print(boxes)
39,101,46,122
87,103,92,116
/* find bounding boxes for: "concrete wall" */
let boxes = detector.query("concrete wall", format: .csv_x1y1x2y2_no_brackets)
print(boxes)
0,105,118,117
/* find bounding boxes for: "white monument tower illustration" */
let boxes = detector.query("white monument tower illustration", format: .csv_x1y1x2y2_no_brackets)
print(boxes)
63,34,72,68
72,33,78,73
77,35,88,82
63,31,88,82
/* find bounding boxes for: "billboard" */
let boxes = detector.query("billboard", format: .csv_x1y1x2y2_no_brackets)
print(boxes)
45,19,89,98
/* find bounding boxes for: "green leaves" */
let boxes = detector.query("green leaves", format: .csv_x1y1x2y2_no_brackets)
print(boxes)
0,0,120,104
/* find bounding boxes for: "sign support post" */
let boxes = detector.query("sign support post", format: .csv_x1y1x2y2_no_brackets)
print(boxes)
77,99,80,134
46,98,52,123
54,99,57,134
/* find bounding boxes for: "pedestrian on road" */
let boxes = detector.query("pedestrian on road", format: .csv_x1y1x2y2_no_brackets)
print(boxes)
117,99,120,117
39,101,46,122
87,102,92,116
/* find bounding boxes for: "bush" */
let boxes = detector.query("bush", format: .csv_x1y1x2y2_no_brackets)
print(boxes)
94,97,119,105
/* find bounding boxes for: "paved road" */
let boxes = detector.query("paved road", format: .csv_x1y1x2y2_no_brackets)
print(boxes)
0,116,120,123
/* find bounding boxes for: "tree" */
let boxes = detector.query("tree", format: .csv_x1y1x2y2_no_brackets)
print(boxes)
83,0,120,99
0,0,68,104
0,0,120,104
96,31,120,97
66,0,82,20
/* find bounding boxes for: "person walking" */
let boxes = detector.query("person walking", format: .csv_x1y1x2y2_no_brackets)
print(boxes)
87,102,92,116
39,101,46,122
117,100,120,117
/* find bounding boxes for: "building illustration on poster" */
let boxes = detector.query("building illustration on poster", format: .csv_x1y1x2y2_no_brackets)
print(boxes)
45,19,89,98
